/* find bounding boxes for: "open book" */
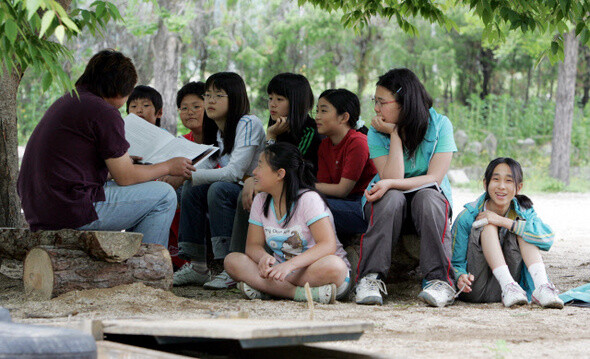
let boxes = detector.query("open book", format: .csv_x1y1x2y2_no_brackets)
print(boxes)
402,182,442,194
123,114,217,165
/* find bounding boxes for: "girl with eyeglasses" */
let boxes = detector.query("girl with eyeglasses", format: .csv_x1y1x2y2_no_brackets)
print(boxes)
174,72,265,289
354,68,458,307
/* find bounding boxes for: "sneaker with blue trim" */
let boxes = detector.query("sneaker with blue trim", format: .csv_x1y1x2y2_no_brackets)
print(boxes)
501,282,529,308
418,279,456,307
355,273,387,305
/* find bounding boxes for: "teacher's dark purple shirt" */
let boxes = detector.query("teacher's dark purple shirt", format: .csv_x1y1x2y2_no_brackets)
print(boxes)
17,86,129,230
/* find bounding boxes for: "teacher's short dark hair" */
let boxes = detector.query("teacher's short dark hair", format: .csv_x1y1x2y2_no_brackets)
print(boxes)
76,49,137,99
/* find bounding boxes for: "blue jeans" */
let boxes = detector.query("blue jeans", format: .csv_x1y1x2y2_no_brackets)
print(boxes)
326,196,368,236
178,181,241,262
78,180,176,247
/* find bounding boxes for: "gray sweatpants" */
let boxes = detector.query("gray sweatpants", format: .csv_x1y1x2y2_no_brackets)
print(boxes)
357,188,454,286
459,226,523,303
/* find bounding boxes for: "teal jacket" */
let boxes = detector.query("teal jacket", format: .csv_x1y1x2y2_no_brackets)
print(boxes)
451,193,555,297
362,108,455,209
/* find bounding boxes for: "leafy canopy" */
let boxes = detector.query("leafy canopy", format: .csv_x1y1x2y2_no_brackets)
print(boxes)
0,0,122,91
300,0,590,61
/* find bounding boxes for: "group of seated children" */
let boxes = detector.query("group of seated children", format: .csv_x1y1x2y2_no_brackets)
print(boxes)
17,49,563,310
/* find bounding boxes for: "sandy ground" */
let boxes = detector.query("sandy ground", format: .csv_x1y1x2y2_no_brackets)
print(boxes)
1,188,589,358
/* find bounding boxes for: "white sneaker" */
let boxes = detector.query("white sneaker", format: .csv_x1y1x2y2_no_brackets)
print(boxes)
418,279,456,307
237,282,270,300
501,282,529,307
532,283,564,309
355,273,387,305
203,270,236,290
173,263,211,286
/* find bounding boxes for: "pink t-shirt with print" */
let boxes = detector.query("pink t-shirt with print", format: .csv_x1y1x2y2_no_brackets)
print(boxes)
249,191,350,268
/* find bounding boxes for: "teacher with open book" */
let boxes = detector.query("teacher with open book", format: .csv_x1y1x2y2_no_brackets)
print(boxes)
17,49,195,248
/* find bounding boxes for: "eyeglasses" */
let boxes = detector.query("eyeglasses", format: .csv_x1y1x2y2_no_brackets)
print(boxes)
371,97,397,107
179,105,202,113
203,93,229,101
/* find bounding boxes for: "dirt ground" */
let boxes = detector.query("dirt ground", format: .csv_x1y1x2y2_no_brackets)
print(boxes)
1,188,589,358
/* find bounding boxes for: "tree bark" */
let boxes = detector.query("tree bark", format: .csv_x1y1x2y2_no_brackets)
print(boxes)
0,69,23,228
0,0,72,229
0,228,142,262
581,46,590,108
480,47,495,99
24,244,173,300
550,30,579,184
152,0,183,135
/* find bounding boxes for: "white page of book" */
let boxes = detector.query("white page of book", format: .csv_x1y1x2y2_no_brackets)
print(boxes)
123,114,175,161
147,137,215,164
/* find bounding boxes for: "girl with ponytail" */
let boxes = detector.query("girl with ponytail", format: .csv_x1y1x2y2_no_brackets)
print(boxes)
225,143,351,304
451,157,563,309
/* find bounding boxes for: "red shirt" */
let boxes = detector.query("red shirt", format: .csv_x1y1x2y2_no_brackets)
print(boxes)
183,132,195,142
317,129,377,196
17,86,129,230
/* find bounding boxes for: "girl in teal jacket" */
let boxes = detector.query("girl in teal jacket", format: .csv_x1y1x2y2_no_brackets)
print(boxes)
451,157,563,309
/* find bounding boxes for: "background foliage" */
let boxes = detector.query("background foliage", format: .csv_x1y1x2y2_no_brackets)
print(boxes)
13,0,590,180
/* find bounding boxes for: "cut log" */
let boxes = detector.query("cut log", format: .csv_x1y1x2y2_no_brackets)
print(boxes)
23,244,172,300
0,228,142,262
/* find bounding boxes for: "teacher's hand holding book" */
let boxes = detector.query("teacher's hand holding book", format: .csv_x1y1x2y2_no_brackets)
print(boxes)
165,157,195,179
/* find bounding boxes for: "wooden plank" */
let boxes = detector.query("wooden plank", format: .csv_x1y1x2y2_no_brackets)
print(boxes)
102,319,372,340
31,319,104,341
97,341,195,359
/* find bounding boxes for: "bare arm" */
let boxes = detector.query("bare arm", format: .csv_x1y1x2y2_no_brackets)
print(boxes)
316,178,357,198
106,152,195,186
371,116,404,180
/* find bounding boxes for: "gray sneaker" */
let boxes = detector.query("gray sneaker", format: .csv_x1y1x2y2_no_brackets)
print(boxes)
418,279,456,307
173,263,211,286
203,270,236,290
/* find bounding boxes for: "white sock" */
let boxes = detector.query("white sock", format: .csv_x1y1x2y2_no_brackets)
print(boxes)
528,262,549,288
492,265,516,290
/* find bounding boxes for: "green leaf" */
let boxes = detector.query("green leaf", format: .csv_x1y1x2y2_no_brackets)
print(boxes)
551,40,559,54
42,71,52,91
54,24,65,43
39,10,55,38
61,15,80,33
581,28,590,46
26,0,43,20
5,19,18,43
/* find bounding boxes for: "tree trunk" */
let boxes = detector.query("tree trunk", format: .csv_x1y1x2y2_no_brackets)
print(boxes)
24,244,173,300
152,1,183,135
0,228,142,262
550,30,579,184
0,0,72,229
0,69,24,229
355,27,375,96
480,47,495,99
581,46,590,108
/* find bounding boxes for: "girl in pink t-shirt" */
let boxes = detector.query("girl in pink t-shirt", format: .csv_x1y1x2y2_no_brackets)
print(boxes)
224,142,350,303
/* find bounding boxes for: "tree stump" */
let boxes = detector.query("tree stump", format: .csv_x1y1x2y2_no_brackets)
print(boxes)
23,244,172,300
0,228,142,262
